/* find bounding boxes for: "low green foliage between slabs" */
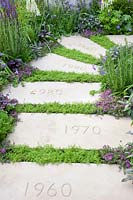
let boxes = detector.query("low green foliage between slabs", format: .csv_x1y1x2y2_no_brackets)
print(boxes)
1,145,102,164
52,46,100,65
0,111,14,143
25,70,102,83
16,103,97,114
90,35,116,50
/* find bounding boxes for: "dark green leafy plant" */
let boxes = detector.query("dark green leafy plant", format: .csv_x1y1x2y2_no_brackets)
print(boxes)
111,0,133,16
77,13,103,34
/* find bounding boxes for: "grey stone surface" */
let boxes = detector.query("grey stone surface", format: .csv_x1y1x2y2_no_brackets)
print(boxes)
107,35,133,45
3,82,100,104
31,53,100,74
8,113,133,148
59,35,106,58
0,163,132,200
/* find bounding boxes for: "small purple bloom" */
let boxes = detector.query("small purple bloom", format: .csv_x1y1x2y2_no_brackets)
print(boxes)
0,148,6,154
125,160,131,168
120,154,125,160
103,153,114,161
116,25,120,30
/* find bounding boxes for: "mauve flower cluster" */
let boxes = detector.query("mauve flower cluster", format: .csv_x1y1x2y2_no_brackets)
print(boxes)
96,89,125,115
7,59,34,81
0,93,18,119
0,141,11,158
102,144,133,169
0,0,17,19
82,28,103,38
0,148,6,154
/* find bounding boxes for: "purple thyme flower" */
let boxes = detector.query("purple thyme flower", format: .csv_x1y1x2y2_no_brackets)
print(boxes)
125,160,131,168
0,148,6,154
103,153,114,161
120,154,126,160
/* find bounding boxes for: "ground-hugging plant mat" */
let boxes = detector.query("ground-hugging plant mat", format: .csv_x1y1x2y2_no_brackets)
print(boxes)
0,163,132,200
59,35,106,58
8,113,133,148
107,35,133,45
3,82,100,104
31,53,100,74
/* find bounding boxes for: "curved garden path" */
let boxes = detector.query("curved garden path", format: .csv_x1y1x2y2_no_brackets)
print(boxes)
0,35,133,199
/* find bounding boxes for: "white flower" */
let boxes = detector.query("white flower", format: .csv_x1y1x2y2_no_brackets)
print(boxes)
26,0,41,16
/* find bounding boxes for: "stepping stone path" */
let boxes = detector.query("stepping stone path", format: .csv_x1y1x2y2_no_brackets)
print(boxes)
3,82,100,104
31,53,100,74
0,163,132,200
8,113,133,148
107,35,133,45
1,35,133,199
59,35,106,58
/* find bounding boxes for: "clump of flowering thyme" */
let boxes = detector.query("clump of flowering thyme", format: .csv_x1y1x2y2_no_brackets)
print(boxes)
96,89,125,117
101,143,133,169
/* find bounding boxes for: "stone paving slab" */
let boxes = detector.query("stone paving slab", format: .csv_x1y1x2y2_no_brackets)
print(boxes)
3,82,100,104
0,163,132,200
31,53,100,74
59,35,106,58
8,113,133,148
107,35,133,45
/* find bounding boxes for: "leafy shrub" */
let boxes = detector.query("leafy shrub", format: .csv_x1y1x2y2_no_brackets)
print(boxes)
77,13,103,34
0,111,14,143
0,53,34,88
99,8,133,34
36,0,102,37
39,2,78,37
7,59,34,82
111,0,133,16
101,44,133,92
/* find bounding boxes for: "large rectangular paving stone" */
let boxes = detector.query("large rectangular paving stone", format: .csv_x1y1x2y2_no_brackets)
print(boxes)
3,82,100,104
59,35,106,58
31,53,100,74
0,163,132,200
8,113,133,148
107,35,133,45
